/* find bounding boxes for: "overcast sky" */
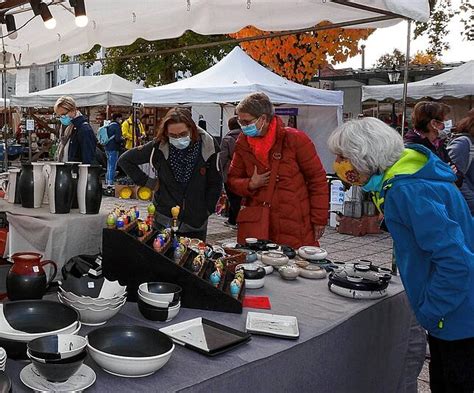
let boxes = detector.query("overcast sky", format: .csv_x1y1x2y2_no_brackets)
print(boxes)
338,10,474,69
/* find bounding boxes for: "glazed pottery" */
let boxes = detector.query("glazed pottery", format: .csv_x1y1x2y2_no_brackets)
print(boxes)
43,163,74,214
260,251,289,267
278,265,299,280
28,334,87,361
18,162,46,208
66,162,81,209
27,349,87,382
139,282,182,303
6,252,57,300
87,325,174,377
299,265,327,279
297,246,328,261
77,164,102,214
137,298,181,322
0,168,21,204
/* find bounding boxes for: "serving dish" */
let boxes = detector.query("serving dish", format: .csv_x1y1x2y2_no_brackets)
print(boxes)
246,312,299,339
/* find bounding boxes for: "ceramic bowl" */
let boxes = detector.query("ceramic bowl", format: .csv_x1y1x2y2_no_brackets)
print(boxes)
278,265,299,280
87,325,174,378
245,238,258,245
244,277,265,289
137,298,180,322
27,334,87,361
28,349,87,383
235,264,266,280
260,251,289,267
299,265,327,279
59,277,126,299
297,246,328,261
58,294,125,326
60,290,127,308
138,282,182,303
138,292,179,309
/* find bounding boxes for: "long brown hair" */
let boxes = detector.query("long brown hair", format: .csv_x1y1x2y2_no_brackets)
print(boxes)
411,101,451,133
155,108,199,143
455,114,474,137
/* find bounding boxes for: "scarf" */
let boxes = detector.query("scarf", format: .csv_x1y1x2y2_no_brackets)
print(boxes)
247,116,278,166
56,124,75,162
168,140,202,184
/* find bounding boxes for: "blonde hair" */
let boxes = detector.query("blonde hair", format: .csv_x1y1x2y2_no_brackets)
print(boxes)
54,96,76,113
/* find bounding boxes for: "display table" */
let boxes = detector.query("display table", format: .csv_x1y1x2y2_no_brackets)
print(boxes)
0,198,147,272
4,274,426,393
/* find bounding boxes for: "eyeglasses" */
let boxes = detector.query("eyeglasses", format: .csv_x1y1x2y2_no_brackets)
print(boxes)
168,130,190,139
237,117,258,127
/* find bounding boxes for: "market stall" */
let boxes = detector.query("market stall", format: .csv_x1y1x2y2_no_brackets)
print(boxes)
133,47,343,171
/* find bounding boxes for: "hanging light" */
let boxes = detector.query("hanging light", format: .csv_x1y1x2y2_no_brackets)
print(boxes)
29,1,56,30
69,0,88,27
5,14,17,39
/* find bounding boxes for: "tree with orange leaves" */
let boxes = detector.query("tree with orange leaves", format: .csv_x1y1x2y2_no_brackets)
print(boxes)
229,23,373,84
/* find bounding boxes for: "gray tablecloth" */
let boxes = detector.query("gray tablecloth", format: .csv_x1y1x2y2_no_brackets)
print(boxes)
0,198,149,272
4,274,426,393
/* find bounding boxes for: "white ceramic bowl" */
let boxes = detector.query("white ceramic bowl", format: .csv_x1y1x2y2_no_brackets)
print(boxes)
245,277,265,289
278,265,300,280
58,295,125,326
58,292,126,311
59,287,127,304
297,246,328,261
260,251,289,267
138,283,182,303
138,292,178,309
87,337,174,378
298,265,327,279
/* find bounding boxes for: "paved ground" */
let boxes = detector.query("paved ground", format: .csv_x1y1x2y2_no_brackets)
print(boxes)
207,214,431,393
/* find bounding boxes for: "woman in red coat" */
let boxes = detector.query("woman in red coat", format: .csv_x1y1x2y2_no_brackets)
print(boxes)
227,92,329,249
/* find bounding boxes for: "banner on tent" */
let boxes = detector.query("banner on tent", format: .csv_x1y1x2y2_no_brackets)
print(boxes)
275,108,299,116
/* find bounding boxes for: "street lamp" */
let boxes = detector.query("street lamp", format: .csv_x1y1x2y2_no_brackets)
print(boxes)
387,66,401,128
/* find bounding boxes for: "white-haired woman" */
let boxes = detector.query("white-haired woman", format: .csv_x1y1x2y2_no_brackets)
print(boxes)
328,117,474,392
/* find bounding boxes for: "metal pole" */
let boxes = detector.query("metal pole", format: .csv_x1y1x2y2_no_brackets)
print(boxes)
219,104,224,141
2,36,7,171
400,20,411,137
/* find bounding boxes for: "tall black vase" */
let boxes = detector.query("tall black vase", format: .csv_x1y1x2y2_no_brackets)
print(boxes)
66,161,81,209
18,162,45,208
44,163,74,214
77,165,102,214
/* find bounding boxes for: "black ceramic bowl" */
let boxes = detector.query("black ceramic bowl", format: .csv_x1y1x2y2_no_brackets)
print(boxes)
28,334,87,360
137,298,180,322
60,274,105,298
241,267,266,280
143,282,182,303
28,350,87,382
3,300,79,334
87,325,173,358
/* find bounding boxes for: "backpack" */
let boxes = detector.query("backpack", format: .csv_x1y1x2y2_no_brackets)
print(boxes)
97,124,113,146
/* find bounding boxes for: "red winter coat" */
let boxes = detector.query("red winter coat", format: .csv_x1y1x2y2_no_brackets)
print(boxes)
227,117,329,249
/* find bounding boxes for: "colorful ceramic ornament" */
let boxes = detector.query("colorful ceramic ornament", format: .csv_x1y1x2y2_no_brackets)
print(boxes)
173,243,186,263
106,214,116,229
147,204,156,215
210,270,221,287
116,217,124,229
192,253,205,272
153,235,166,252
230,280,241,299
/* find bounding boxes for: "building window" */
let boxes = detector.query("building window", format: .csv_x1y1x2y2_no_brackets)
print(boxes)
46,71,55,88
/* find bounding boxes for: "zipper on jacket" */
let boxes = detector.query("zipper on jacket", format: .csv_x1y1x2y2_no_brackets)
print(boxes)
438,318,444,329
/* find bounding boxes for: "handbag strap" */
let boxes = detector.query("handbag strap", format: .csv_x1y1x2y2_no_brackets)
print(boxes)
262,131,285,207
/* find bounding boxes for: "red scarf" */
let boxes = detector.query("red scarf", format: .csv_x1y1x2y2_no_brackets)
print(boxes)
247,117,278,167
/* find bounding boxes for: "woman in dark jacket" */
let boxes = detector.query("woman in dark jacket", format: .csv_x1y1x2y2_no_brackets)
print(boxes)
118,108,222,240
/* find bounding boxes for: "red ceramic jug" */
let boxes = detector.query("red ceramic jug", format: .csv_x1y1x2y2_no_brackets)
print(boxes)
6,252,58,300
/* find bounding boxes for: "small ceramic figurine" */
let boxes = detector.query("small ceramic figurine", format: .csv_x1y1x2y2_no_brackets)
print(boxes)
106,214,116,229
153,235,166,252
192,253,205,272
173,242,186,263
147,203,156,215
230,279,241,299
210,270,221,287
134,205,140,219
116,217,124,229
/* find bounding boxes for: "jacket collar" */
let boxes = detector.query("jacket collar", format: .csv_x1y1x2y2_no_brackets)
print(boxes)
158,126,216,161
236,116,285,155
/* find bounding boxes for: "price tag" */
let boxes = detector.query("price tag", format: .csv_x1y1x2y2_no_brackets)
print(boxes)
26,119,35,131
32,266,39,273
72,173,77,179
87,282,95,289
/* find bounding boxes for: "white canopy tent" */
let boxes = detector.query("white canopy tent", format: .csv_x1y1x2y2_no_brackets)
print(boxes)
362,61,474,101
1,1,429,68
133,47,344,171
10,74,142,107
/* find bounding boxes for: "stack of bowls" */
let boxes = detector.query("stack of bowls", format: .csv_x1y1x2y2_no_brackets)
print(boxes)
87,325,174,377
137,282,181,322
26,334,87,383
0,301,80,360
58,277,127,326
0,348,5,371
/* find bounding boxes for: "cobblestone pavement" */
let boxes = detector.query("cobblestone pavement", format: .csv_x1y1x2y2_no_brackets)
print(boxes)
208,214,431,393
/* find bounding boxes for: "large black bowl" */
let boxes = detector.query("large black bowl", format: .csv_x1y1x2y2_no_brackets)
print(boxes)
3,300,79,333
28,334,87,360
60,274,105,298
29,350,87,382
145,282,182,303
87,325,173,358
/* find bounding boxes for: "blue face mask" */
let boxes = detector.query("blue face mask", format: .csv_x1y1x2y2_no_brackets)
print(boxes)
362,173,385,193
241,124,260,137
169,135,191,150
59,115,72,126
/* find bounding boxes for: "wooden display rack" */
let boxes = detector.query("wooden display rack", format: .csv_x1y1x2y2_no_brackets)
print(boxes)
102,225,244,314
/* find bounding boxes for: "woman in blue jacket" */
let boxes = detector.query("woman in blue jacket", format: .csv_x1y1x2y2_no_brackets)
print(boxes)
329,117,474,393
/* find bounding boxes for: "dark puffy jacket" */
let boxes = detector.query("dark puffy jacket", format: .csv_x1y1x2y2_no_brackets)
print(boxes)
227,116,328,249
118,129,222,230
68,115,98,164
105,122,124,152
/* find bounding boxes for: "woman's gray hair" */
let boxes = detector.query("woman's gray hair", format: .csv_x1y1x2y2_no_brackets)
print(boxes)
54,96,76,113
328,117,404,175
236,92,275,119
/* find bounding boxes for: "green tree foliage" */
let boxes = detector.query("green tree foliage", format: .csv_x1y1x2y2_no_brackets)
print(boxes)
374,49,406,69
414,0,473,56
98,32,235,86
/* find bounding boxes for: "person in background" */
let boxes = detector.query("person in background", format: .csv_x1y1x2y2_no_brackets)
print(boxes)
198,114,207,131
54,96,97,164
328,117,474,393
227,92,328,249
122,111,146,150
104,113,124,187
118,107,222,241
219,116,242,229
448,112,474,215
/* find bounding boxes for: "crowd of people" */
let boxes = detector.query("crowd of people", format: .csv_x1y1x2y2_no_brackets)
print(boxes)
52,92,474,391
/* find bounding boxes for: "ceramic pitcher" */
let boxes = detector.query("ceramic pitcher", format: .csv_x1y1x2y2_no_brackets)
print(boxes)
6,252,58,300
77,164,102,214
43,163,74,214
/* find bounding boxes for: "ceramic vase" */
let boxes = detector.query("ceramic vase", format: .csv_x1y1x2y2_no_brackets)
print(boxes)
43,163,74,214
77,165,102,214
18,162,46,208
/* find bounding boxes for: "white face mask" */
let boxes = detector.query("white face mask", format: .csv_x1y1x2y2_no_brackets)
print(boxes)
438,120,453,140
169,135,191,150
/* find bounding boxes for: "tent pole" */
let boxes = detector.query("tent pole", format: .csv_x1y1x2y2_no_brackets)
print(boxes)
219,104,224,141
400,20,412,137
2,36,7,171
